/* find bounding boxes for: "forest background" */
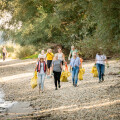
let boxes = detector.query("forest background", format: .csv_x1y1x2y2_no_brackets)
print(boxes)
0,0,119,59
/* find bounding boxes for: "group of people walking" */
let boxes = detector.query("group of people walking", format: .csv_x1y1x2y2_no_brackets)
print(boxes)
35,46,108,93
35,48,65,92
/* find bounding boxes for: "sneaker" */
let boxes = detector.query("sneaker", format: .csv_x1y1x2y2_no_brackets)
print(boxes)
98,81,101,83
74,84,77,87
58,85,61,88
55,88,58,90
102,75,104,82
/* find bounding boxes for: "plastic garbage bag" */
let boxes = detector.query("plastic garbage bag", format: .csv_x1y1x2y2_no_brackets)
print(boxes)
60,71,71,82
31,71,37,89
91,66,98,77
78,68,85,80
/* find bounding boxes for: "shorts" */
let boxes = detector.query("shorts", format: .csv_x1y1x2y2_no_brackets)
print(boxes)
47,60,52,68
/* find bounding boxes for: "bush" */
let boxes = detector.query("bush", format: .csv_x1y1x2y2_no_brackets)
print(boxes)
22,54,38,59
6,46,14,52
16,45,36,59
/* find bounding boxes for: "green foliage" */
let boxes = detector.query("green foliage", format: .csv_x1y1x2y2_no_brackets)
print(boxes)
16,45,36,59
6,46,14,52
22,54,38,60
0,0,119,59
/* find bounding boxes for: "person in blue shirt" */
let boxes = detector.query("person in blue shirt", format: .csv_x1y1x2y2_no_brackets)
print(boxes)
70,52,81,87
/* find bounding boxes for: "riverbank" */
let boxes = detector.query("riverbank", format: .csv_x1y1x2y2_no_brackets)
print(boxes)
0,59,120,119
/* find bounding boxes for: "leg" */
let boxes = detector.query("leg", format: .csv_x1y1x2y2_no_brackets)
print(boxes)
53,71,58,89
62,61,64,65
49,60,52,76
3,53,5,61
57,72,61,88
101,64,105,81
41,74,45,91
38,73,42,94
74,67,79,86
47,60,50,75
96,64,101,82
72,67,75,85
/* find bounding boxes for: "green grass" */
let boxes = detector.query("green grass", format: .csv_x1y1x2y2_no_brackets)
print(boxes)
21,54,38,59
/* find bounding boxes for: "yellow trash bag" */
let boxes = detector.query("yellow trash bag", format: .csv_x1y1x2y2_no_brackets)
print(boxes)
91,66,98,77
31,71,38,89
60,71,71,82
78,68,85,80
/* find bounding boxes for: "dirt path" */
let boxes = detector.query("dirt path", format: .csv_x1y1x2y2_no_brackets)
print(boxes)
0,59,120,120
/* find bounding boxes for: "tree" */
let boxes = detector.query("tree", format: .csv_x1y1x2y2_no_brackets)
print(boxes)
0,0,119,58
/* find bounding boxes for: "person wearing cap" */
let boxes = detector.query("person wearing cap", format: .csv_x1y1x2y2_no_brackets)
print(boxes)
70,52,81,87
95,47,109,83
35,55,47,94
68,46,78,60
51,54,63,90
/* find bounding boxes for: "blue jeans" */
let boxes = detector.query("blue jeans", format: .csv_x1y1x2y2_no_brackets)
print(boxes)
72,66,79,85
96,63,105,81
38,73,45,90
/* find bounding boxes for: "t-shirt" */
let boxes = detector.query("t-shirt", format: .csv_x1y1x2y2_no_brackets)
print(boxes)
58,53,63,61
36,62,45,74
38,54,46,59
46,52,54,60
52,60,62,72
96,54,106,65
70,49,78,57
70,57,81,67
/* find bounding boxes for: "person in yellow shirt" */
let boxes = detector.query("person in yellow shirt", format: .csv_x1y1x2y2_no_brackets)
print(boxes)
46,49,54,76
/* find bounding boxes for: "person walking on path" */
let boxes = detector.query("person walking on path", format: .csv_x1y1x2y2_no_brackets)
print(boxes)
38,50,46,61
68,46,78,60
46,49,54,77
95,48,109,83
35,55,47,94
70,52,81,87
57,48,65,65
51,54,63,90
2,46,7,61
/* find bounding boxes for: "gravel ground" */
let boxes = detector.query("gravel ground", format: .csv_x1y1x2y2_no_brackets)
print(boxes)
0,59,120,120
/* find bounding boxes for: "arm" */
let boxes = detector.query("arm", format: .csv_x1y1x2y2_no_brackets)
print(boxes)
68,51,71,59
95,54,97,64
61,62,63,71
62,53,65,62
95,59,97,64
51,62,54,72
105,57,109,67
70,59,72,70
35,63,37,71
79,58,81,69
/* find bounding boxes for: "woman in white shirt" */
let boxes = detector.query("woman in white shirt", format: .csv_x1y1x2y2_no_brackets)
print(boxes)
95,50,108,83
57,48,65,65
38,50,46,61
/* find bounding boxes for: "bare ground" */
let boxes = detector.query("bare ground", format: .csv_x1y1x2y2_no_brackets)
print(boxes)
0,59,120,120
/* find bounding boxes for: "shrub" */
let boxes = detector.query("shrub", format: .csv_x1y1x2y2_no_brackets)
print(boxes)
16,45,36,59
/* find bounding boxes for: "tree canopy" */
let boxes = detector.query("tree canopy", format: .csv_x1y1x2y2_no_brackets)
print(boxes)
0,0,120,58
